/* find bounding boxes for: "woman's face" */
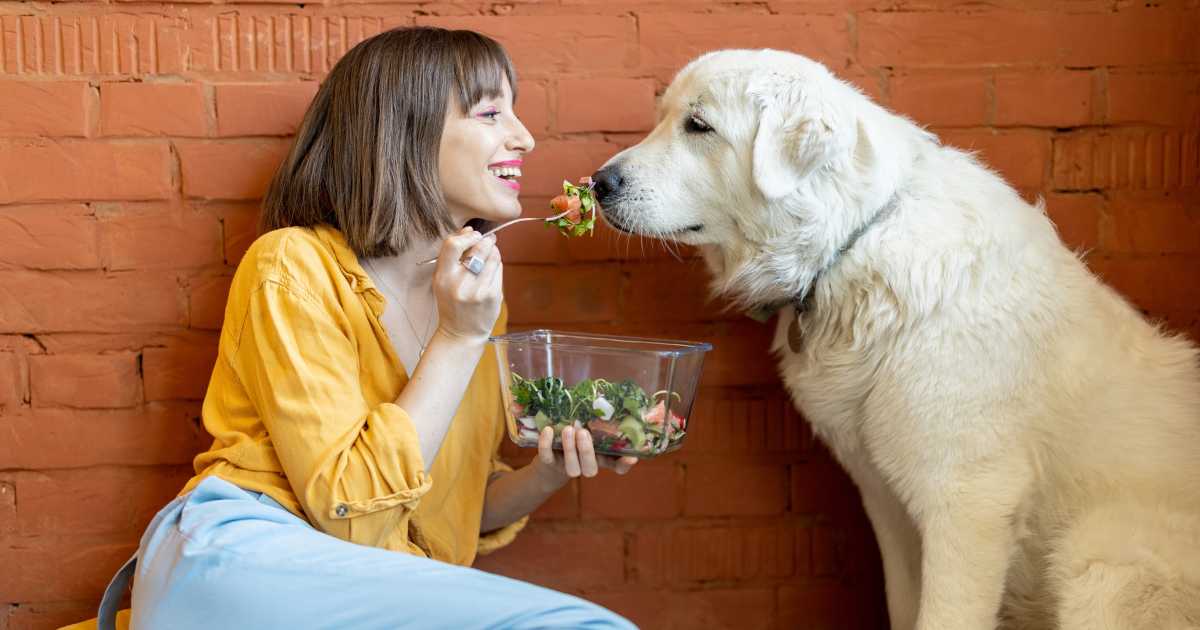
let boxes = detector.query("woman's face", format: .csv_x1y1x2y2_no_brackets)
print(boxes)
438,77,535,226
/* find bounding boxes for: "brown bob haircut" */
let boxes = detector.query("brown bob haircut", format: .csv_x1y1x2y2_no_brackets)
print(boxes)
260,26,517,257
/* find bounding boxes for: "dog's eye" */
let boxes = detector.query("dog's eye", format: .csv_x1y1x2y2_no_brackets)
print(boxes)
684,115,713,134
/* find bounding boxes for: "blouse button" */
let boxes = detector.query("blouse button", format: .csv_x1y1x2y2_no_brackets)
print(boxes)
335,504,349,517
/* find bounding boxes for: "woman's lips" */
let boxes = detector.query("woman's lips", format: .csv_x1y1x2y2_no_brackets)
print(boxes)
494,174,520,191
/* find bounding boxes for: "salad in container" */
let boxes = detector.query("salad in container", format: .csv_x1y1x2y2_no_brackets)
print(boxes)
489,330,712,458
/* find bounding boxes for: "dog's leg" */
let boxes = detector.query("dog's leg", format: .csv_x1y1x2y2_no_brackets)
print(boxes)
853,462,921,630
912,464,1029,630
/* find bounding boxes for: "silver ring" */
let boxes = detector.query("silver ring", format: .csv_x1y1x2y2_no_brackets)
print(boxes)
462,255,485,275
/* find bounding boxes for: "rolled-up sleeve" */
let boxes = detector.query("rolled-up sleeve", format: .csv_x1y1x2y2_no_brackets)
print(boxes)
231,279,431,548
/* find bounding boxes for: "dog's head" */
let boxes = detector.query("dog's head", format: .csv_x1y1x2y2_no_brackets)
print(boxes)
593,49,881,307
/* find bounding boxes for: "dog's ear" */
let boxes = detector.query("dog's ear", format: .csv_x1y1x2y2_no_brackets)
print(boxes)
751,77,854,200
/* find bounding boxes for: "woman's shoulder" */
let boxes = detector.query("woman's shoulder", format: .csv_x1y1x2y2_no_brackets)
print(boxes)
232,226,345,304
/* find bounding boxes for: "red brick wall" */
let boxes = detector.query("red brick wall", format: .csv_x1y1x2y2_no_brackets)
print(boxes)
1,1,1198,628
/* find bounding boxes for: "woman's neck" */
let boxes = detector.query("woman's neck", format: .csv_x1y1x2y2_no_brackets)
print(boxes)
376,230,449,288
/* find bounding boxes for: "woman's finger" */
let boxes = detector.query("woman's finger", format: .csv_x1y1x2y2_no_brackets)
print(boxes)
560,425,581,477
464,233,497,263
613,456,637,475
437,228,482,271
576,428,599,477
537,426,556,466
476,246,502,297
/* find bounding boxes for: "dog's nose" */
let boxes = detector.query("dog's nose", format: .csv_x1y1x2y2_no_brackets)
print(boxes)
591,165,624,205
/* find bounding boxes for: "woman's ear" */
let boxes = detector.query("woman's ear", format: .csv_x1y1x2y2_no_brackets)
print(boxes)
749,75,856,201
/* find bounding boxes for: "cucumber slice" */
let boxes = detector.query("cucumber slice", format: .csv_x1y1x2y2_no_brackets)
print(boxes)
618,417,646,450
534,411,552,432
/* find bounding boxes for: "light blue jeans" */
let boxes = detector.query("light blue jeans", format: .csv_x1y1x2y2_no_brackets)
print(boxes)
99,476,635,629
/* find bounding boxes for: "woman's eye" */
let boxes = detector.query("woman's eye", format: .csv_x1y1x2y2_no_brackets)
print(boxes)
684,115,713,134
479,109,501,121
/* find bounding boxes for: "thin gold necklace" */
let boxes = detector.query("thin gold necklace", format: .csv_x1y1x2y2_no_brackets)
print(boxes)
364,258,436,356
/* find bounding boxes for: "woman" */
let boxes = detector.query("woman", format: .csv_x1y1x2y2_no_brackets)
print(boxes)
95,26,638,629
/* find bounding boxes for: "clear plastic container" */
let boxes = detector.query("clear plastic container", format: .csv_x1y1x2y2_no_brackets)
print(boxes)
489,330,713,459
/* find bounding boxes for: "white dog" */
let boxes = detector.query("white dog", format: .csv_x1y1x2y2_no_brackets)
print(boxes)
591,49,1200,630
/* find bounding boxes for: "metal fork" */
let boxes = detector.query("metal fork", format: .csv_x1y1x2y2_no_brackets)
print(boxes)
416,208,575,266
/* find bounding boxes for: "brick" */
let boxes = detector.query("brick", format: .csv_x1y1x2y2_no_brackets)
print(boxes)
1044,192,1104,252
142,338,220,401
472,525,625,590
5,600,107,630
13,467,190,536
518,139,623,198
1,533,137,602
1108,71,1200,127
557,79,656,133
504,264,622,324
515,81,549,135
100,82,208,137
1087,255,1200,316
791,449,864,521
0,480,14,535
688,321,778,387
580,462,680,519
995,70,1094,128
1107,192,1200,255
189,274,234,330
98,204,224,270
0,140,172,203
0,271,185,333
0,81,90,136
859,10,1200,68
622,260,741,322
416,16,638,76
177,139,291,200
0,13,187,77
187,13,394,75
29,352,140,408
215,82,319,136
683,387,810,458
897,0,1114,7
633,522,798,585
778,580,885,630
1157,311,1200,344
888,72,988,127
0,352,27,409
206,201,262,264
639,14,850,80
0,404,207,469
530,478,580,521
0,204,101,270
768,0,897,11
589,587,777,630
939,129,1049,189
493,201,569,265
684,461,789,516
1052,129,1200,192
34,333,157,355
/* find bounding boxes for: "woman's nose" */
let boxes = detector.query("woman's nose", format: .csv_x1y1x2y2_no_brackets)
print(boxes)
507,116,535,154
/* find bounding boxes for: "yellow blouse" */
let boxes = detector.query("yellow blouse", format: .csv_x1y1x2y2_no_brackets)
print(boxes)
180,224,525,564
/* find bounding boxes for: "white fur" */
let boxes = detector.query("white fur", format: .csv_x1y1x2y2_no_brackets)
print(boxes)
597,49,1200,630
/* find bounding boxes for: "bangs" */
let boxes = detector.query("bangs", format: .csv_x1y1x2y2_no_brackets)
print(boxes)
450,30,518,111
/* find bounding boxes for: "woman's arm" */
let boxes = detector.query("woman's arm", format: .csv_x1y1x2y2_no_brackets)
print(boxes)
395,229,502,468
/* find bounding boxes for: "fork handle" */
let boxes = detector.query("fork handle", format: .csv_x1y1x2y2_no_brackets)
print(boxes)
415,217,542,266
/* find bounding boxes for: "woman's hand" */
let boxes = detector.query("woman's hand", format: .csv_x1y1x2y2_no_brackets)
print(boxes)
432,227,502,343
480,423,639,532
530,424,638,492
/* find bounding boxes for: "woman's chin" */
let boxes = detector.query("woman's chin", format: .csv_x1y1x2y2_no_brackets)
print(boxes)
481,200,523,223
